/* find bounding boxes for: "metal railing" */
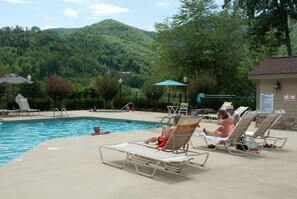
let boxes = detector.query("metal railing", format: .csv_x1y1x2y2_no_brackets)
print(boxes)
53,108,69,118
120,102,134,112
160,115,173,124
53,108,61,117
61,108,69,118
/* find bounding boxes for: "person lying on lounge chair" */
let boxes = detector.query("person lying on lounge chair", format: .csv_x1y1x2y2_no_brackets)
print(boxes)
91,125,111,135
144,115,182,147
203,110,234,138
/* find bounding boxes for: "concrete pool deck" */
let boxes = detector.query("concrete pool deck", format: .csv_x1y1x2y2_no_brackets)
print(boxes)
0,110,297,199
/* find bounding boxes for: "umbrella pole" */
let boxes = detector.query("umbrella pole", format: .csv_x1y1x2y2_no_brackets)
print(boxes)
6,91,9,109
168,88,170,104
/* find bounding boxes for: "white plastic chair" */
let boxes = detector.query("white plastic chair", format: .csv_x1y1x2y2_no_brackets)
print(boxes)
179,103,188,116
15,93,40,115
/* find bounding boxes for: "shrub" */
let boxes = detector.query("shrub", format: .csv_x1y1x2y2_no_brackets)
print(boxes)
45,75,73,109
94,77,119,109
28,97,53,111
64,98,104,110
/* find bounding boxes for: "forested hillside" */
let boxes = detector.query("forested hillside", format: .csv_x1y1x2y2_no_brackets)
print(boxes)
0,19,155,87
1,3,296,94
1,0,297,111
62,19,155,75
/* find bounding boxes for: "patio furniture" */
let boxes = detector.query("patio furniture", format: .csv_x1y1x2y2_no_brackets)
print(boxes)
99,143,195,178
178,103,188,116
245,110,287,149
99,116,209,177
192,111,259,156
167,105,179,116
0,109,19,117
204,102,232,122
15,93,40,115
235,106,249,116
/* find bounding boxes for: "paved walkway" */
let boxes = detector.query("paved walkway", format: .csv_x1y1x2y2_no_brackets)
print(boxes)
0,111,297,199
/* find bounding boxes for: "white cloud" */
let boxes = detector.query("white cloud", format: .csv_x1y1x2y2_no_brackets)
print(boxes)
63,0,85,5
42,25,59,30
144,25,155,31
89,3,129,16
64,7,78,18
155,1,170,8
3,0,32,4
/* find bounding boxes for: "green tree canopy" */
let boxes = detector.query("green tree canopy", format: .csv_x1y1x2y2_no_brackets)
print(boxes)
224,0,297,56
153,0,254,95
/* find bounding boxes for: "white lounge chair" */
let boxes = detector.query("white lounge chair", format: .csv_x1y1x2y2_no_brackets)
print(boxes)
0,109,19,116
205,102,232,122
235,106,249,116
15,93,40,115
99,143,195,178
220,102,233,110
99,116,209,177
134,116,209,166
245,110,287,149
192,111,259,156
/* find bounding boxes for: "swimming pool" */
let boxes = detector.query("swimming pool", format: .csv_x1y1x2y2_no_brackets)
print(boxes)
0,118,159,166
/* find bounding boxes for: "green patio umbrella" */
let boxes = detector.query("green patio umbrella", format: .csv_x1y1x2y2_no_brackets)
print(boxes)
154,79,186,103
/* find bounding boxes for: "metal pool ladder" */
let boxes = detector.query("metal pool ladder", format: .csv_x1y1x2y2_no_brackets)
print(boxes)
120,102,134,112
53,108,69,118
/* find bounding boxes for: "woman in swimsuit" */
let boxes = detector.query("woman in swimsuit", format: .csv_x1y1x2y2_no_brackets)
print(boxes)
203,109,234,138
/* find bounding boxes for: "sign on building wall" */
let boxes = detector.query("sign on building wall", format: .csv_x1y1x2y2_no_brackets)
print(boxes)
260,93,274,112
284,93,296,101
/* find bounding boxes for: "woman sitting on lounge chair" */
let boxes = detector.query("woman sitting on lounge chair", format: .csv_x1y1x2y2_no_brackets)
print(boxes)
203,110,234,138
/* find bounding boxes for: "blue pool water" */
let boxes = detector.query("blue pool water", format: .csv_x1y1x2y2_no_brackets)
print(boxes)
0,118,159,166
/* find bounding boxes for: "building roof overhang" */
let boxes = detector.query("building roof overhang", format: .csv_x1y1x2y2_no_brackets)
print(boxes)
249,56,297,79
248,73,297,80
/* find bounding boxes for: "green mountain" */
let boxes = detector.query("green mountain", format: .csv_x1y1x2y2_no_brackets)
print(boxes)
62,19,156,74
0,19,156,87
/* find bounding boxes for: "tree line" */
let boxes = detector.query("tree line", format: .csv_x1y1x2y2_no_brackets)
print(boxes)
153,0,297,98
0,19,155,88
1,0,297,111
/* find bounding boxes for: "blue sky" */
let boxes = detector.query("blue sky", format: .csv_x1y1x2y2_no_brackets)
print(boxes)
0,0,224,31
